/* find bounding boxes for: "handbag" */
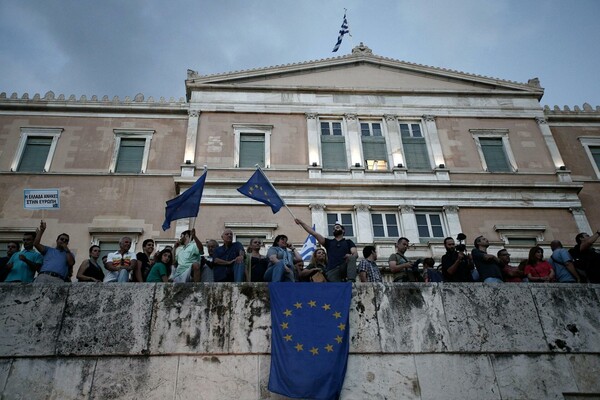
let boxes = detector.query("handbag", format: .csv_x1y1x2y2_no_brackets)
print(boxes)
310,270,327,283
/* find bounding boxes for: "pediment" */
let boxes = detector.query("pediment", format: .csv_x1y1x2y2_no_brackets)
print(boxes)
187,44,542,97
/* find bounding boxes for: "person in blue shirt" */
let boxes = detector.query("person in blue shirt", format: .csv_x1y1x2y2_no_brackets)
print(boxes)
549,240,580,283
5,232,43,283
33,220,75,283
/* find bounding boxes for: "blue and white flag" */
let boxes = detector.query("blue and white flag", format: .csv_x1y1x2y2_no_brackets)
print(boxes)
299,226,317,261
332,11,350,52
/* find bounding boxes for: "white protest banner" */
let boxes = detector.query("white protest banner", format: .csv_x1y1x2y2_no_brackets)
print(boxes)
24,189,60,210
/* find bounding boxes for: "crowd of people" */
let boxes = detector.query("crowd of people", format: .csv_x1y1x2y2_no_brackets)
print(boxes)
0,219,598,285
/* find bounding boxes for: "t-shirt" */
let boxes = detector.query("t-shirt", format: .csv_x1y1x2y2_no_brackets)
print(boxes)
323,238,355,271
213,242,244,282
388,253,421,282
5,249,43,283
471,248,503,282
146,262,168,282
40,246,74,279
103,250,137,282
174,242,202,278
525,261,553,280
549,248,576,283
441,251,473,282
570,244,600,283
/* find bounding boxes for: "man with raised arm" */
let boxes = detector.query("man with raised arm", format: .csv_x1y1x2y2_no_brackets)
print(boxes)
295,218,358,282
172,229,205,283
33,220,75,283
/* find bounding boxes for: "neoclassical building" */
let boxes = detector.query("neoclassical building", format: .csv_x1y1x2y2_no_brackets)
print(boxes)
1,43,598,267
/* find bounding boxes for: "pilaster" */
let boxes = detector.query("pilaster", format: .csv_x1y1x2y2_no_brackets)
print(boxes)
309,204,327,234
569,207,592,234
354,204,373,244
182,109,200,176
399,205,419,243
536,117,571,181
443,205,462,239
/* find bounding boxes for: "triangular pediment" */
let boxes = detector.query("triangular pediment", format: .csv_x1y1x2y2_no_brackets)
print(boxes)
187,44,543,98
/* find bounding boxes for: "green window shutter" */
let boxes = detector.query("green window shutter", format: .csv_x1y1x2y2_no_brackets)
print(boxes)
115,138,145,173
402,137,430,170
18,137,52,172
590,146,600,169
362,136,387,162
321,136,347,169
480,138,510,172
239,134,265,168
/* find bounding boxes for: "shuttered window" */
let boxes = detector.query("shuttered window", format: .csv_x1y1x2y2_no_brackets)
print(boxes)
361,122,388,170
320,121,347,169
479,138,510,172
239,134,265,168
590,146,600,170
17,137,52,172
115,138,145,173
400,123,430,170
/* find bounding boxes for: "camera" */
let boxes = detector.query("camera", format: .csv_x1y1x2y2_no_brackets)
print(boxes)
412,258,424,272
455,233,467,252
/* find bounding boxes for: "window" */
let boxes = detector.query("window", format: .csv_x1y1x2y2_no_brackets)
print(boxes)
326,213,354,237
416,213,444,239
11,128,62,172
579,137,600,179
471,129,517,173
361,122,388,170
239,134,265,167
400,123,430,170
371,213,399,238
233,124,272,168
98,241,120,260
110,130,153,173
320,121,347,169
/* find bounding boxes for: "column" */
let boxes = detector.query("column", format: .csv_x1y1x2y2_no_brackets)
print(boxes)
309,204,328,234
536,117,571,182
399,205,419,243
354,204,373,244
306,113,322,178
422,115,449,181
443,205,462,239
384,114,403,167
182,109,200,177
570,207,592,234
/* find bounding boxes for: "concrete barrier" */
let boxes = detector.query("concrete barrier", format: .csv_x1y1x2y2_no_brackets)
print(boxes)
0,282,598,399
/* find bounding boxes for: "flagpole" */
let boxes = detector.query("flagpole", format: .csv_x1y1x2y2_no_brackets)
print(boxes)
188,165,207,230
255,164,297,220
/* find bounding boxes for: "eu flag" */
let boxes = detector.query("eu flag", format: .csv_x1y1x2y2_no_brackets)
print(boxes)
162,171,207,231
268,282,351,400
237,168,284,213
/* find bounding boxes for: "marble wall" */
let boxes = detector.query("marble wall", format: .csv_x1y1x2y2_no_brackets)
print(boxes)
0,283,598,399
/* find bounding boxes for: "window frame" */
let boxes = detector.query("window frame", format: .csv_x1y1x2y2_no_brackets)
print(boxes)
360,120,389,171
233,124,272,168
326,212,355,239
471,129,518,173
109,130,154,173
11,128,63,173
319,118,349,170
579,137,600,179
415,212,446,240
398,121,433,170
371,212,400,238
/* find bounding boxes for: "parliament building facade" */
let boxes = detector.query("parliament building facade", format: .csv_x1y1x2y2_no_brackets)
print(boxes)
1,43,599,267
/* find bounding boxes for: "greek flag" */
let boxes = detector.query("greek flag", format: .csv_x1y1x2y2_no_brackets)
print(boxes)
332,11,350,52
299,226,317,261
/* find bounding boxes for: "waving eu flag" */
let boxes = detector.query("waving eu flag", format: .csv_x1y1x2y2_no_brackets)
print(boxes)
162,171,207,231
268,282,351,400
237,168,285,213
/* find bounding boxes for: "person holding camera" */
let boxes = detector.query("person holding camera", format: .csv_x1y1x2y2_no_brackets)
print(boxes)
441,236,474,282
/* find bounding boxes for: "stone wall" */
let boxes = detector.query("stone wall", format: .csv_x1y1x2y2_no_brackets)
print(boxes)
0,283,598,399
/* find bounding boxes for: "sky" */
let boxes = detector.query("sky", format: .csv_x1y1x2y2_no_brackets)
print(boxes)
1,0,599,108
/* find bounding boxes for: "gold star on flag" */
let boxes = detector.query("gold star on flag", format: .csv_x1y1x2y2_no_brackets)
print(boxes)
283,309,292,317
310,347,319,356
333,311,341,319
322,304,331,311
284,334,292,342
294,302,302,309
295,343,304,352
335,335,343,344
308,300,317,307
337,323,346,331
281,322,289,330
324,344,334,352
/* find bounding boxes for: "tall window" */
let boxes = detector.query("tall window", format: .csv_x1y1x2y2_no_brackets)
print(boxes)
360,122,388,170
471,130,517,173
416,213,444,239
320,121,347,169
11,128,62,173
400,123,430,170
579,137,600,179
371,213,399,238
239,134,265,167
326,212,354,237
110,130,154,173
233,124,272,168
479,138,510,172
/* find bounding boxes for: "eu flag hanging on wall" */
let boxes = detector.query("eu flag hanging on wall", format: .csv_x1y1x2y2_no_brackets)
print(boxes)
237,168,285,213
268,282,352,400
162,171,207,231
